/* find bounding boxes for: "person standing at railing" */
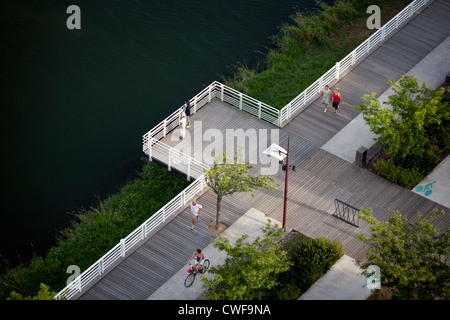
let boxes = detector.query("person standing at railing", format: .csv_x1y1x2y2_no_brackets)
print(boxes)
179,108,187,140
332,88,344,115
184,100,192,128
320,85,332,113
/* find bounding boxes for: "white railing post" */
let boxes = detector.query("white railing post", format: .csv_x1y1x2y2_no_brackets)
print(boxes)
168,149,172,171
148,138,152,161
163,120,167,137
258,102,262,119
221,84,224,101
99,258,104,275
239,93,243,110
187,158,191,181
120,239,126,258
181,191,185,208
352,50,356,65
336,62,340,80
141,223,146,240
76,275,82,293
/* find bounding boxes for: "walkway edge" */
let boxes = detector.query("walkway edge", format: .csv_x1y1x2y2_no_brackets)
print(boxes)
299,255,371,300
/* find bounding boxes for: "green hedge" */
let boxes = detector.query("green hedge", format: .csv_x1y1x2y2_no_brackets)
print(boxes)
263,236,344,299
374,159,425,189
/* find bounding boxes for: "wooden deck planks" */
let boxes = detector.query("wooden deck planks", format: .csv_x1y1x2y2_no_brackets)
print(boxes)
78,0,450,299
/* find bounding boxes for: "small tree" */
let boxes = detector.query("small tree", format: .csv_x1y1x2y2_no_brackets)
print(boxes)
7,283,57,300
357,75,448,166
202,218,291,300
205,151,277,229
358,208,449,299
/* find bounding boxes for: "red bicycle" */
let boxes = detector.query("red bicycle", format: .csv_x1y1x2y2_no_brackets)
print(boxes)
184,259,210,287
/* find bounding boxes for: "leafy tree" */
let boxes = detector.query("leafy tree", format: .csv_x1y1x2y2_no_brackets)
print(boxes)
202,218,291,300
7,283,57,300
357,75,448,168
205,151,277,229
358,208,449,299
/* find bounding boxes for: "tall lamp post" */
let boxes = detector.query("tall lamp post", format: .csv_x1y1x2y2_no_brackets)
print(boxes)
263,136,295,229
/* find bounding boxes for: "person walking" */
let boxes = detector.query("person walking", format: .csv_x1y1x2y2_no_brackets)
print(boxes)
184,100,192,128
319,85,332,113
179,108,187,140
332,88,344,115
190,200,202,230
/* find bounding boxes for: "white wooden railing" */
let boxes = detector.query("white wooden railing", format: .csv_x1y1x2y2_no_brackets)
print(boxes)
54,172,209,300
147,137,210,180
55,0,429,300
142,81,281,146
278,0,430,126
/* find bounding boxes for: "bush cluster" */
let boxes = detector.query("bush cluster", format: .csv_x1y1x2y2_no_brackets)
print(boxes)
263,235,344,299
373,159,425,189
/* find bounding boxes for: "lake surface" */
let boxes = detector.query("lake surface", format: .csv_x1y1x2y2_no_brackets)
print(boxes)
1,0,323,269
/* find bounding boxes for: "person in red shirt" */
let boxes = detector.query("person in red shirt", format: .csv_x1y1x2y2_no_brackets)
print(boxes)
332,88,344,115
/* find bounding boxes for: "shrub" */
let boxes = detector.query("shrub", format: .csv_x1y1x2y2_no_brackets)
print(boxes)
263,237,344,299
289,238,344,290
374,159,424,189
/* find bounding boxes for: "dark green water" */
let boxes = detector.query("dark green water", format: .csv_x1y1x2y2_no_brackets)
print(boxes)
1,0,320,268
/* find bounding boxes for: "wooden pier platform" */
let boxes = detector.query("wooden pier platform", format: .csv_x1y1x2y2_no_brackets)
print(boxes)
78,0,450,299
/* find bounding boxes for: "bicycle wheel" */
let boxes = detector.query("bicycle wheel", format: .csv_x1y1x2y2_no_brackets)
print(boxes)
184,272,195,287
202,259,210,273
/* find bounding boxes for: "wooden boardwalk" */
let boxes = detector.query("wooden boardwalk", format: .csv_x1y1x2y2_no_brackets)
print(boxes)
78,0,450,300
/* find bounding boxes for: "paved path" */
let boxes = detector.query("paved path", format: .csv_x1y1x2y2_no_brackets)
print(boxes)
299,255,370,300
147,208,280,300
413,155,450,209
321,35,450,165
322,35,450,210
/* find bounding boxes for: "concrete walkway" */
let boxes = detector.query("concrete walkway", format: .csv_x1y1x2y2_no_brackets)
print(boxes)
413,155,450,209
148,207,370,300
321,35,450,209
299,255,371,300
147,208,281,300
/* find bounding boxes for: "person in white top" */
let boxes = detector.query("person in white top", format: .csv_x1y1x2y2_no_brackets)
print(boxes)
190,200,202,230
319,85,332,113
179,108,187,140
